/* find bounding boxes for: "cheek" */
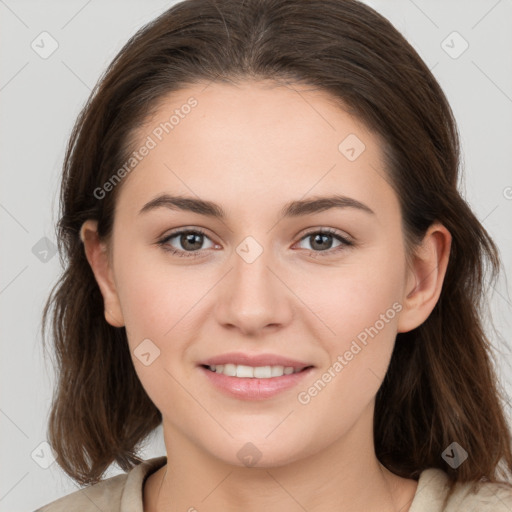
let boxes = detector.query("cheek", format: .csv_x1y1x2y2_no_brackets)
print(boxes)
113,244,208,344
112,254,203,413
116,269,172,343
308,247,404,343
293,281,402,444
305,246,405,393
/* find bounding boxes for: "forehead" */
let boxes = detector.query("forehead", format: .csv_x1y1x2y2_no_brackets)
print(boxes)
115,80,398,223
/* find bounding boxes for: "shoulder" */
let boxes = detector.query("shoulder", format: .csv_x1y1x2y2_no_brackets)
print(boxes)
35,473,128,512
411,468,512,512
35,456,167,512
447,477,512,511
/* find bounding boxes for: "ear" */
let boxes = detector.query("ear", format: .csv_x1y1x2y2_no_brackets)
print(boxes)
397,222,452,333
79,219,125,327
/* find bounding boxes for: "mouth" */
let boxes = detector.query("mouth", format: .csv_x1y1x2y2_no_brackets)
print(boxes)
201,363,313,378
198,356,315,400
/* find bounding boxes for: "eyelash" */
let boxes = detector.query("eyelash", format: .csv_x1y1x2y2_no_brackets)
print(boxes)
156,227,354,259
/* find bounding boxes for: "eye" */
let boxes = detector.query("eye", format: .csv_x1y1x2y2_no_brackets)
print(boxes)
157,227,354,259
295,228,353,256
157,228,216,258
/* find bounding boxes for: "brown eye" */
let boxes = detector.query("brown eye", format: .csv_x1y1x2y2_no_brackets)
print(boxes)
296,229,353,256
158,229,215,257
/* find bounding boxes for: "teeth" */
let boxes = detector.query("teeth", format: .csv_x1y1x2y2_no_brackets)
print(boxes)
236,365,254,378
207,364,304,378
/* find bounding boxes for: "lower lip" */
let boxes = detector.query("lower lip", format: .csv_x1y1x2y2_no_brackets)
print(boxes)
200,366,314,400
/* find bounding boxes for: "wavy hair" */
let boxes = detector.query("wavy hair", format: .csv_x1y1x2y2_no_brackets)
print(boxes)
41,0,512,503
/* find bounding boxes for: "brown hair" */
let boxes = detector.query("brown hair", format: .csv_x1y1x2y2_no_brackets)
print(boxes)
42,0,512,503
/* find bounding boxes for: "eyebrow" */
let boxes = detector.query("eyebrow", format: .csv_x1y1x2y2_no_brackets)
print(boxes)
138,193,375,218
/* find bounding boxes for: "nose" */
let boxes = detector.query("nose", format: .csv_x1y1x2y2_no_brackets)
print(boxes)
214,240,294,336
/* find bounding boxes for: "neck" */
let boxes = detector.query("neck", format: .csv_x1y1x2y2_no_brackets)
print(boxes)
145,404,417,512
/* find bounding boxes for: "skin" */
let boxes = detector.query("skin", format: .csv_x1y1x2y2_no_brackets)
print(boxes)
81,80,451,512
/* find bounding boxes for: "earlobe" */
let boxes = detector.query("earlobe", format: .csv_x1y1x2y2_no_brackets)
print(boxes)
79,220,125,328
397,222,452,333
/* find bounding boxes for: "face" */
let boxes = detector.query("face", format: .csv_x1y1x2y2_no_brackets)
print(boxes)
87,80,429,468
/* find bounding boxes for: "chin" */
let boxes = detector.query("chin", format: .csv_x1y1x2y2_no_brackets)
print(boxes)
205,432,312,469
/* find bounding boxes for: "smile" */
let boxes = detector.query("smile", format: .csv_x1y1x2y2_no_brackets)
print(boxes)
199,364,314,400
205,364,307,378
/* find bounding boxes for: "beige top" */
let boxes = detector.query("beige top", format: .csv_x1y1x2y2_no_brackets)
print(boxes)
35,456,512,511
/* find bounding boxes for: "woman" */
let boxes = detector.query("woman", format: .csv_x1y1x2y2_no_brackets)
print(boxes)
37,0,512,510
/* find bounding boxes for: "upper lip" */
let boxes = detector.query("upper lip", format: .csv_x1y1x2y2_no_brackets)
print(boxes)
199,352,313,369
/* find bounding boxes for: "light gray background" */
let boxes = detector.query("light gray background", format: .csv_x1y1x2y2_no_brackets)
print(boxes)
1,1,511,510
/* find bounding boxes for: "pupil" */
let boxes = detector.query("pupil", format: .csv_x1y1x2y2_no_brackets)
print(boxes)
182,233,202,250
312,233,332,251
